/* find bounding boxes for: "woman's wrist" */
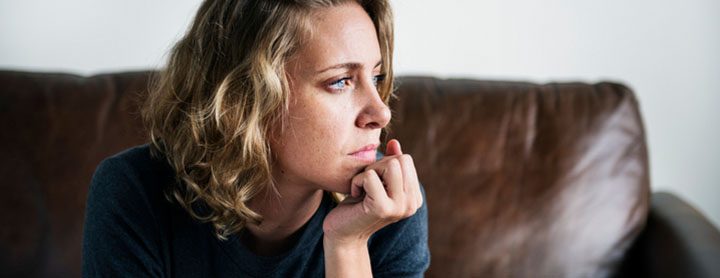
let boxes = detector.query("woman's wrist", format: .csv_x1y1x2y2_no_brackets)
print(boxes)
323,234,369,252
323,235,372,278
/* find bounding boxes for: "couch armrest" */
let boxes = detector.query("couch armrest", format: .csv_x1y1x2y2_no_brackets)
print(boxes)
615,192,720,277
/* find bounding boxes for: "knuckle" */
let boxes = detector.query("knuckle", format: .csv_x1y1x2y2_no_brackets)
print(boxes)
351,176,363,186
401,154,413,161
364,169,377,178
353,171,369,183
388,158,400,170
401,154,414,165
375,205,392,219
382,204,405,220
405,203,416,215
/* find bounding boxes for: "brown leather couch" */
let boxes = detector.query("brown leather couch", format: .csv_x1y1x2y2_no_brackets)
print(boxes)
1,70,719,277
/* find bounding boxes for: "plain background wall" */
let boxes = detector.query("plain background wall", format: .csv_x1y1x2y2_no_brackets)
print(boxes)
1,0,719,227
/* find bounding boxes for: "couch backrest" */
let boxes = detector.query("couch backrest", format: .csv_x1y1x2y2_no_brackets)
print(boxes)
0,71,150,277
0,71,649,277
388,77,650,277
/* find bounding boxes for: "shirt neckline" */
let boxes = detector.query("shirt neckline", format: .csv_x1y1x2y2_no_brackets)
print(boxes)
215,192,334,275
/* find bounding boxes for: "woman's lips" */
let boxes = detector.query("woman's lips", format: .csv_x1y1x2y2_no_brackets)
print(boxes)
349,144,378,163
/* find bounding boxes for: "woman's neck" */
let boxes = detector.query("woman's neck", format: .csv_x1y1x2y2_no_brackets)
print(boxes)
243,183,324,256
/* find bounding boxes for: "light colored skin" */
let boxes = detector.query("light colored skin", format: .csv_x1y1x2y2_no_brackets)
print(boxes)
244,2,423,277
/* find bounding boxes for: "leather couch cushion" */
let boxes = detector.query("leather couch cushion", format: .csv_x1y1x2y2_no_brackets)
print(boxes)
0,71,150,277
387,77,649,277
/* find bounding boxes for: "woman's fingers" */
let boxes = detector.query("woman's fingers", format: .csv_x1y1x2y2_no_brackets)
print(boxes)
385,139,402,156
386,140,421,210
352,169,387,201
366,139,423,214
399,154,422,210
365,157,404,199
352,169,405,220
350,139,422,220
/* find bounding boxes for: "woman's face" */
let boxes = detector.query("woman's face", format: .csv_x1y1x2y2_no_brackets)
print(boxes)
272,2,390,194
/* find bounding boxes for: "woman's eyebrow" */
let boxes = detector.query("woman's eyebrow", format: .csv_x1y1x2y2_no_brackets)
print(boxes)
315,60,383,74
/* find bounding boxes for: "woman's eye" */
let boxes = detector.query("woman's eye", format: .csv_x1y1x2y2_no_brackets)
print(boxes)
373,74,387,87
328,77,352,91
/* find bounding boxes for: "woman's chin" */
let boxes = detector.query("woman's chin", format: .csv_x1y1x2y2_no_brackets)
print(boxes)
316,164,370,194
323,181,352,195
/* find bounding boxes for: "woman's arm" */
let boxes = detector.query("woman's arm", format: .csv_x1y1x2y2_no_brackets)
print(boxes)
324,200,429,278
83,156,164,277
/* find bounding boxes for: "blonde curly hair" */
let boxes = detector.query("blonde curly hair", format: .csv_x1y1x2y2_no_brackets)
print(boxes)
142,0,395,239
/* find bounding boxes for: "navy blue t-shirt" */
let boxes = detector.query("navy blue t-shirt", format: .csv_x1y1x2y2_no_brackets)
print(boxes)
82,144,429,277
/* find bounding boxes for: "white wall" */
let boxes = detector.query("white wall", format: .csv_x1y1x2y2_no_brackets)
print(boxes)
2,0,719,227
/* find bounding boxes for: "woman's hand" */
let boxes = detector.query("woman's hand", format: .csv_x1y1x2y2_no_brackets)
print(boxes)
323,139,423,244
323,139,423,277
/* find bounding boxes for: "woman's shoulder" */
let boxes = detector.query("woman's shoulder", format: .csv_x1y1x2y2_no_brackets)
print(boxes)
83,144,178,276
88,144,176,214
93,144,173,188
96,144,167,174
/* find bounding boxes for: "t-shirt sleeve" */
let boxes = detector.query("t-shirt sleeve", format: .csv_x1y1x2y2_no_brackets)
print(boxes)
368,185,431,278
82,156,165,277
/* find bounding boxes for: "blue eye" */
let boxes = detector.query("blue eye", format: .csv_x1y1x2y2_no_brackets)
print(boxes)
373,74,387,87
329,77,351,91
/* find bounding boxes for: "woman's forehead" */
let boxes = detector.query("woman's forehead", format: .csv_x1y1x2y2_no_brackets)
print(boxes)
293,2,381,75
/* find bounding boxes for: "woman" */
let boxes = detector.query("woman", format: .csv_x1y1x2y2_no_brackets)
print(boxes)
82,0,429,277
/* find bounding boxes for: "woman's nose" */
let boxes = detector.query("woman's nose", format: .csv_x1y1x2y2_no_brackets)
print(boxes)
355,78,391,129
